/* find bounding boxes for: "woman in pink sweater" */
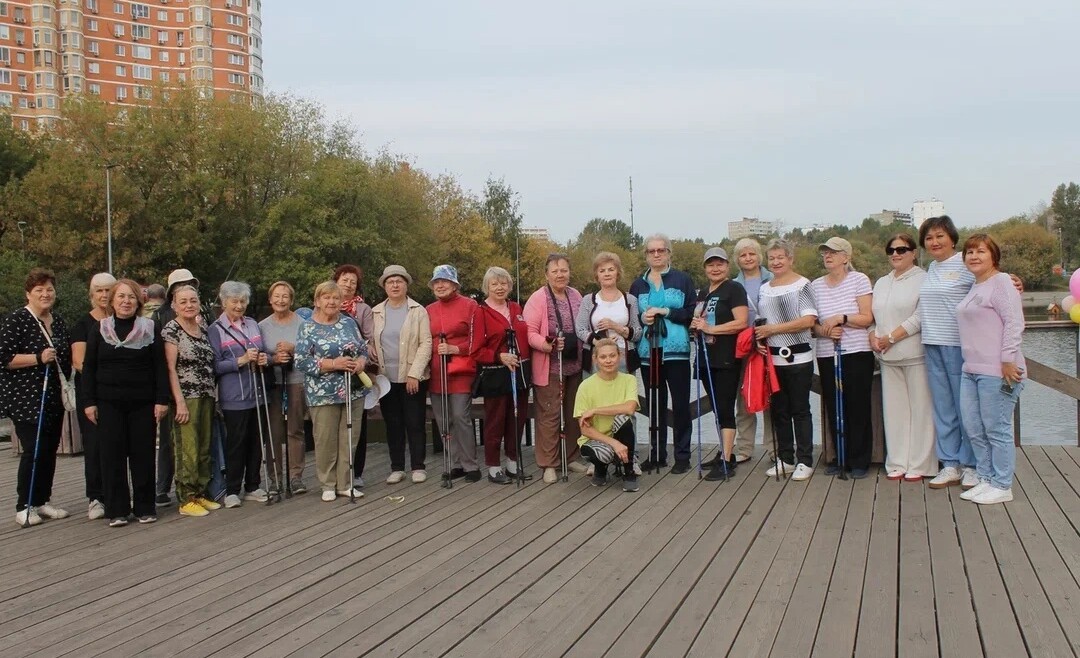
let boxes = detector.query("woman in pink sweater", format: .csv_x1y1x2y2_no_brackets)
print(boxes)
956,234,1025,506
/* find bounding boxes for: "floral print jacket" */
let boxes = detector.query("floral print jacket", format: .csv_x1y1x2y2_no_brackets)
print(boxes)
294,316,369,408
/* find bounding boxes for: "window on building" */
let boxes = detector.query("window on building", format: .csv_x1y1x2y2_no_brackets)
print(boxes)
115,64,126,76
19,97,29,109
16,51,25,64
0,71,10,85
0,46,10,62
133,45,150,59
133,64,150,79
157,30,168,44
132,4,150,19
114,43,125,56
228,72,244,85
0,26,8,40
175,11,183,22
0,92,12,108
116,86,127,100
159,71,169,82
86,0,99,13
113,3,123,15
88,40,99,54
177,72,185,82
192,7,206,22
132,25,150,40
193,47,206,61
87,62,99,74
0,3,7,18
89,83,101,95
134,86,151,100
157,10,167,21
226,14,244,27
228,53,244,65
193,26,205,42
114,24,125,37
158,50,168,62
87,19,98,31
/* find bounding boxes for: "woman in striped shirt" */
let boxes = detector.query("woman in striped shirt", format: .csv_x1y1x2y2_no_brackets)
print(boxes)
754,239,818,481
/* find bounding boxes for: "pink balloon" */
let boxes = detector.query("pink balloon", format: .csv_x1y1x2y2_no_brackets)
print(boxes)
1070,269,1080,299
1064,296,1077,313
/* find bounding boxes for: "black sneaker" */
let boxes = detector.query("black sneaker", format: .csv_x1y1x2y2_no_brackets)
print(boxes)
590,473,607,487
701,454,722,468
825,463,841,476
640,459,668,471
488,471,512,485
442,468,467,481
155,493,170,507
704,462,735,481
622,476,640,493
671,461,691,475
464,470,482,483
850,468,870,479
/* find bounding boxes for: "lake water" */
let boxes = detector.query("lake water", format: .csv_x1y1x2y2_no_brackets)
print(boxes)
632,316,1078,448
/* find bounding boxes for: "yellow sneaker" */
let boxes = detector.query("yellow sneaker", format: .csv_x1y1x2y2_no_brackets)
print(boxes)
195,497,221,511
179,501,209,517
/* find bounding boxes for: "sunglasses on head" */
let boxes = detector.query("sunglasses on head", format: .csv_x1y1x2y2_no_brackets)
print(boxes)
886,246,914,256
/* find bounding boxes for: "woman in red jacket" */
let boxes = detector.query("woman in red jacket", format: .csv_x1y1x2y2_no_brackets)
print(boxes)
426,265,481,482
475,267,532,483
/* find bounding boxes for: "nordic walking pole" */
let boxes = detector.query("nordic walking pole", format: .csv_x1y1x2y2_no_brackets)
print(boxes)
557,330,568,482
23,364,50,528
258,367,281,502
439,334,453,490
344,349,357,503
756,317,783,481
280,364,292,499
695,336,704,479
834,338,849,481
700,333,730,481
250,365,274,506
507,328,525,488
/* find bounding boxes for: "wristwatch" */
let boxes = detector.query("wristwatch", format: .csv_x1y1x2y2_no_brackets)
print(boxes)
887,333,896,345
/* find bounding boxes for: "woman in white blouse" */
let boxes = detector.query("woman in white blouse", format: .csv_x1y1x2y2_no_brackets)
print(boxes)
870,234,936,481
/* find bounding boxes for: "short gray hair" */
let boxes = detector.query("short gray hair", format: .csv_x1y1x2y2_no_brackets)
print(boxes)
765,239,795,259
644,233,671,252
481,266,513,295
734,238,763,261
218,280,251,304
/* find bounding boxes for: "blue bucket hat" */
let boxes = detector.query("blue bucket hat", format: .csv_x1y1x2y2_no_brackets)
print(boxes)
429,264,460,287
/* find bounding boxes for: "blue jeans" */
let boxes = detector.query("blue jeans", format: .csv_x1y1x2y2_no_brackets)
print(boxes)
924,344,974,469
960,374,1022,490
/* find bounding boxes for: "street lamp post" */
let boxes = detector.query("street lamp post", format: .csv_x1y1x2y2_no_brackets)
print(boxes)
105,164,119,274
16,221,26,248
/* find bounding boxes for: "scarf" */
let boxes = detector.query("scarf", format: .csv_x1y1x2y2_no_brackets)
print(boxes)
341,295,364,319
99,315,156,350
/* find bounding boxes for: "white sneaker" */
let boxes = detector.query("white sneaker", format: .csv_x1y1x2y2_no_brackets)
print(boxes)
791,463,814,481
543,468,558,483
927,466,962,489
586,463,595,476
961,468,980,489
567,461,588,474
37,502,69,519
321,490,336,502
972,487,1013,505
386,471,405,484
960,481,991,501
411,470,427,483
243,488,269,502
766,460,797,477
15,509,42,527
336,488,365,499
88,499,105,520
633,462,643,476
224,494,242,508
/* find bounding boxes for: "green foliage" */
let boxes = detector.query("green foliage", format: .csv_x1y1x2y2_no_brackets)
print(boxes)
1052,182,1080,267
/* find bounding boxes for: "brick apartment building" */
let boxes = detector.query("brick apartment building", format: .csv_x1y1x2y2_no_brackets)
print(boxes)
0,0,263,130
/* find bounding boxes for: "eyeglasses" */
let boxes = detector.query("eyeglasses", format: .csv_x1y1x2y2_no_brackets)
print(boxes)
886,246,914,255
646,248,669,255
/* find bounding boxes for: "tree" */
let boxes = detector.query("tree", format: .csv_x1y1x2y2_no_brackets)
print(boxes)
479,176,523,261
1051,182,1080,267
573,218,641,253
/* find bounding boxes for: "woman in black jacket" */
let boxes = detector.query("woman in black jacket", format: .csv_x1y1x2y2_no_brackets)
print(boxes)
82,279,170,527
0,268,73,527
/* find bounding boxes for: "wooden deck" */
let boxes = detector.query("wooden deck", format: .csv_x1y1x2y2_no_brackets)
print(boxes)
1,442,1079,657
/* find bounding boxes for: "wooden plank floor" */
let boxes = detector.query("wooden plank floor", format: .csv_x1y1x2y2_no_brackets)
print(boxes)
1,441,1079,657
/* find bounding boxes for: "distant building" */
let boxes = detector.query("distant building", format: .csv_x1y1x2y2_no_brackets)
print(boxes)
912,199,946,227
521,226,551,242
869,209,913,226
728,217,777,240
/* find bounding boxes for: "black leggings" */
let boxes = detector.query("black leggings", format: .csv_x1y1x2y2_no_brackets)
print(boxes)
581,421,636,478
14,414,63,512
703,366,739,430
641,360,692,464
222,407,265,496
769,362,814,467
382,381,428,472
817,350,876,470
352,408,369,478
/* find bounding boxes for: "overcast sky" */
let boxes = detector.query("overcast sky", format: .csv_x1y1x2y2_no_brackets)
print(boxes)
262,0,1080,244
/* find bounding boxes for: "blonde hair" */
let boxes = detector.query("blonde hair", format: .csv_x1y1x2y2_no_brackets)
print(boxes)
267,280,295,301
734,238,763,261
592,251,623,281
313,280,341,304
591,337,621,358
481,267,513,296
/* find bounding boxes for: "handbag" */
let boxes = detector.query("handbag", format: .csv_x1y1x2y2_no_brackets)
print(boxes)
546,286,579,364
34,314,76,412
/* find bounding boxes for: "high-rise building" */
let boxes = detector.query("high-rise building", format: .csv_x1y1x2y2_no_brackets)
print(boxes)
869,209,913,225
912,198,945,227
727,217,777,240
0,0,264,131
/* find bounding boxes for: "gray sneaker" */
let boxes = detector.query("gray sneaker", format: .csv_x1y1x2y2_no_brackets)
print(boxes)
352,476,365,488
290,478,307,494
224,494,242,508
243,488,269,502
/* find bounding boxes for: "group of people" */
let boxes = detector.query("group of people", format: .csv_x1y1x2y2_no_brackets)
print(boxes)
1,215,1028,528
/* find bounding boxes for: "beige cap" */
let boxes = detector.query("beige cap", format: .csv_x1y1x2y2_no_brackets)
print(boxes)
818,237,853,256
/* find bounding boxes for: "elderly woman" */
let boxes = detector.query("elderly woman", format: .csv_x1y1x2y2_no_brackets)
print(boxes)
731,238,773,465
70,272,116,520
870,234,935,481
476,266,531,484
525,254,586,483
371,265,432,484
258,281,308,495
296,281,368,501
427,265,481,482
755,239,818,481
575,251,641,373
1,268,74,527
208,281,271,509
574,339,640,493
957,234,1025,505
163,285,221,517
811,237,874,478
333,264,374,488
83,279,170,527
690,247,748,481
628,234,697,473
